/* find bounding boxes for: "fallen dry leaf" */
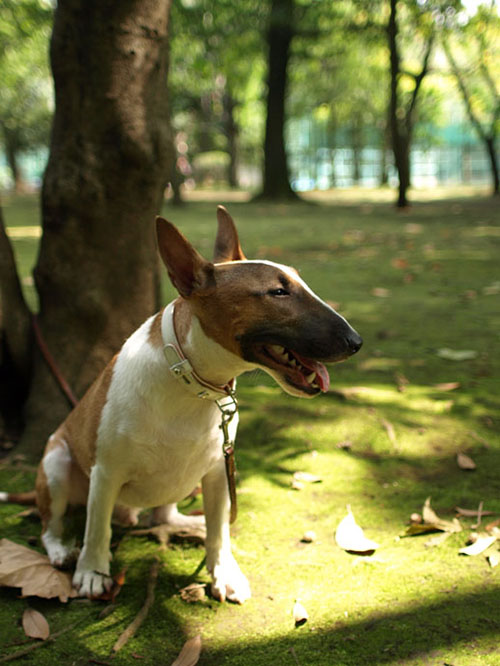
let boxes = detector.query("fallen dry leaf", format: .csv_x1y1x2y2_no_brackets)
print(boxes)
293,600,308,627
335,507,379,554
293,471,322,484
404,498,462,536
179,583,206,603
170,635,202,666
457,452,476,470
459,534,497,556
98,568,127,602
371,287,390,298
0,539,77,602
436,348,478,361
22,608,50,640
433,382,461,391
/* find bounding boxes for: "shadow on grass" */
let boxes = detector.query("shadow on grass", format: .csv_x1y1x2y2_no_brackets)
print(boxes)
234,379,500,521
199,586,500,665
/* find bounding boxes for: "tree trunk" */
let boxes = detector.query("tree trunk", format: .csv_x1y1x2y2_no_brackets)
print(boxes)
443,36,499,197
19,0,173,457
223,92,239,189
351,119,363,185
258,0,298,200
485,135,499,195
1,127,24,193
395,139,410,208
388,0,409,208
0,205,33,441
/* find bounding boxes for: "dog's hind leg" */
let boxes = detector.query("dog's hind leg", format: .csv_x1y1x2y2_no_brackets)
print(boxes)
36,435,79,568
151,503,206,537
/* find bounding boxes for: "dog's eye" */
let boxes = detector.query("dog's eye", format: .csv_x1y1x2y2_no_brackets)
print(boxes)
268,288,289,297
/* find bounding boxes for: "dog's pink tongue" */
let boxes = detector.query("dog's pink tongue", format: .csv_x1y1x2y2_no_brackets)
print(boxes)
314,362,330,392
295,354,330,392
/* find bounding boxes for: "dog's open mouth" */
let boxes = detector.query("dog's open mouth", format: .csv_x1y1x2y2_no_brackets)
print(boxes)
254,344,330,395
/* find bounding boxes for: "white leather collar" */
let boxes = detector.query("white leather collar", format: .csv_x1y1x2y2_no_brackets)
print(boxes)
161,301,235,401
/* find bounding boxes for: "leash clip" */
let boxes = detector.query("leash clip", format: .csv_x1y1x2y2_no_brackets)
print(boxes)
216,390,238,454
216,389,239,525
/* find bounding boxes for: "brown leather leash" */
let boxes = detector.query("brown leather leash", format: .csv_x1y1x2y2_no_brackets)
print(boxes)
32,314,79,408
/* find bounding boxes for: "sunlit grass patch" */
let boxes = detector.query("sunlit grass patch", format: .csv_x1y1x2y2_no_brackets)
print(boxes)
1,191,499,665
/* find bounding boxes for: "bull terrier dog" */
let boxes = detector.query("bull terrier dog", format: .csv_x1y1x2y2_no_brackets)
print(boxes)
4,207,362,603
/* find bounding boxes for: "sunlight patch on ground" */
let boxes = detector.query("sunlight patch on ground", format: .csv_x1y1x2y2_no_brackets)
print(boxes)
6,225,41,238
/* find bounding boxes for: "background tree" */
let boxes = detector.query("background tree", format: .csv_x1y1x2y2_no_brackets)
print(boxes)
388,0,435,207
441,2,499,195
0,0,52,190
259,0,298,199
169,0,265,195
1,0,173,455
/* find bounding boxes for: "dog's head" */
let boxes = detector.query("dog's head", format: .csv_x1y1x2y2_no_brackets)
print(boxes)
156,207,362,398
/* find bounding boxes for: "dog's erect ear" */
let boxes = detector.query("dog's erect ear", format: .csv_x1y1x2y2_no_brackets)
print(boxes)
156,217,214,298
213,205,246,263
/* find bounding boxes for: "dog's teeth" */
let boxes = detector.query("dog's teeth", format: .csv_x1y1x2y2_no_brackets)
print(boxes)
271,345,285,355
289,359,297,367
306,372,316,383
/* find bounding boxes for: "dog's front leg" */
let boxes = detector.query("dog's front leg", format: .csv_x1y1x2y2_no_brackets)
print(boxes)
73,464,121,597
202,460,250,604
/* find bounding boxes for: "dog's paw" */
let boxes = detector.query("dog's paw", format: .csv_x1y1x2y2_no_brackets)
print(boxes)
209,554,251,604
44,539,80,569
73,569,113,598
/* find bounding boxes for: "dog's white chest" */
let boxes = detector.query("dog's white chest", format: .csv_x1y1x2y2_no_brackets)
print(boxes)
93,317,237,508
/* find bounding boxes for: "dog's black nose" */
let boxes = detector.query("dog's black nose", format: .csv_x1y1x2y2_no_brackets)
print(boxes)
346,332,363,355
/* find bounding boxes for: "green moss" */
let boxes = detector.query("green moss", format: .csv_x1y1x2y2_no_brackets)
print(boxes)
1,190,499,664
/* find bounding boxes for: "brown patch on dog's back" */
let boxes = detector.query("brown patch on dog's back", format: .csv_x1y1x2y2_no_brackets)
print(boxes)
63,356,118,475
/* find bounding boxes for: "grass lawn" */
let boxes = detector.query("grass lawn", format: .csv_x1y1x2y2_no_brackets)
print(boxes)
1,188,499,665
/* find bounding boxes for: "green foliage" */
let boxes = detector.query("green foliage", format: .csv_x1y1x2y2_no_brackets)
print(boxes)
0,0,53,185
441,1,500,137
170,0,266,169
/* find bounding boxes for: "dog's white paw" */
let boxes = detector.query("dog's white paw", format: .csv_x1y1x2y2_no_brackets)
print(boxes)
208,553,251,604
43,538,79,569
73,568,113,598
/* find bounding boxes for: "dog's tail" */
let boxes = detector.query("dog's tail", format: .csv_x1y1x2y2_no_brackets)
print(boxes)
0,489,37,505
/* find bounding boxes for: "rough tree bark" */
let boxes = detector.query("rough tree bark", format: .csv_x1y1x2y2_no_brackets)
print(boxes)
258,0,298,200
13,0,173,457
